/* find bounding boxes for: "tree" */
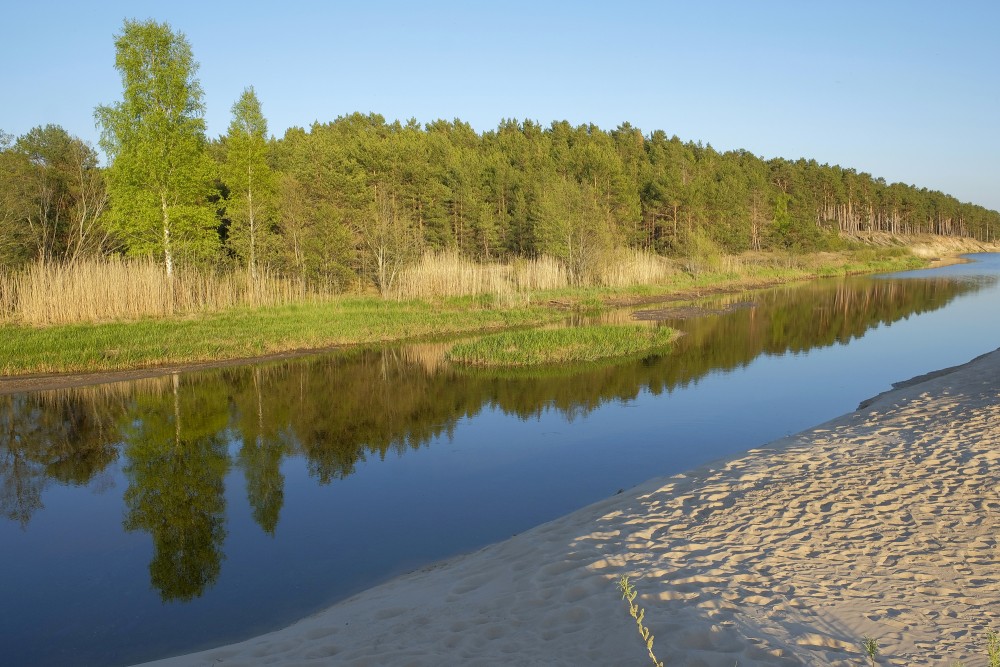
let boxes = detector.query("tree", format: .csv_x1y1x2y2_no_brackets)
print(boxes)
95,19,217,279
357,185,422,295
0,126,110,266
223,87,276,283
536,178,617,284
0,130,32,266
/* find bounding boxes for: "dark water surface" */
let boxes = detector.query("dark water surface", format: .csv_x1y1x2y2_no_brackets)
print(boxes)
3,254,999,666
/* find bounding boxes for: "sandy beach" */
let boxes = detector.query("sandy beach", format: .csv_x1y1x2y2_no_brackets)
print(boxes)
140,347,1000,667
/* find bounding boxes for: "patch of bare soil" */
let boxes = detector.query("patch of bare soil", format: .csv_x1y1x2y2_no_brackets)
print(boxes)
0,347,338,396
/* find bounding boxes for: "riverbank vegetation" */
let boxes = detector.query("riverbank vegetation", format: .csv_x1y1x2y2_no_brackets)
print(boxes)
0,248,931,376
0,298,563,376
446,325,679,367
0,245,924,327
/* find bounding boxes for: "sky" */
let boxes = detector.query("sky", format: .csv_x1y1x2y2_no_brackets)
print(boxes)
4,1,999,210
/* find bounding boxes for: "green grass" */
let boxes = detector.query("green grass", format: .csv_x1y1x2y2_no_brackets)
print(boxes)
0,297,565,375
0,247,930,377
445,325,679,367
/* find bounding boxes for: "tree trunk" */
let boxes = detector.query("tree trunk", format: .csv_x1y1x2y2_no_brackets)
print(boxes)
161,191,175,313
161,191,174,278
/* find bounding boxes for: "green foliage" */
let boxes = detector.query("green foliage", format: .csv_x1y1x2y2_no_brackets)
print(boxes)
95,19,218,274
358,185,424,295
536,178,618,284
680,227,723,277
862,634,879,666
445,325,678,367
0,125,110,265
988,628,1000,667
222,87,278,280
617,575,665,667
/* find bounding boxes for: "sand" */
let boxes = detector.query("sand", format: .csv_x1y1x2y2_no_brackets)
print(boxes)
139,348,1000,667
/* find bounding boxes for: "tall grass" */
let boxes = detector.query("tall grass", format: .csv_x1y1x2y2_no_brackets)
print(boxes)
595,248,679,287
512,255,570,292
0,245,925,328
0,258,335,326
391,251,574,302
391,251,522,302
391,245,920,304
391,250,675,301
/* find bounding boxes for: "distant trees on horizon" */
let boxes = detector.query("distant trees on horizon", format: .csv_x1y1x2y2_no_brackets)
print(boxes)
1,19,997,293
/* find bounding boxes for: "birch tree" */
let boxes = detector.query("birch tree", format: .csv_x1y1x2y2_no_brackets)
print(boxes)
223,87,276,282
95,19,217,277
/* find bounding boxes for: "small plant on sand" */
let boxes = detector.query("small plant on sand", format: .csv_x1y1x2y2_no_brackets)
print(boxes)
988,628,1000,667
862,634,879,666
617,574,665,667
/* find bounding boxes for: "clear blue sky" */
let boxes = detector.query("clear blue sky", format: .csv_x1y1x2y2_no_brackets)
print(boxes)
4,1,998,210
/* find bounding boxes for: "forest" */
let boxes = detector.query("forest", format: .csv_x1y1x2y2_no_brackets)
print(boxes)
2,19,998,298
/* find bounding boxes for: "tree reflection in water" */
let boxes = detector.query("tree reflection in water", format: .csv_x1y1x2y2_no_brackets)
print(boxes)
122,373,229,601
0,273,987,600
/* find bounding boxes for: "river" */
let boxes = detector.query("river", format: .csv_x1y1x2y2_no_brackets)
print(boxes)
2,254,998,666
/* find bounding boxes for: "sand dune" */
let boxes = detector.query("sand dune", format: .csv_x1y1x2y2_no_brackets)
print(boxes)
140,348,1000,666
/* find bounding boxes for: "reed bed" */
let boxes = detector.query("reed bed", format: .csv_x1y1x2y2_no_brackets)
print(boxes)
391,250,673,301
391,251,523,301
0,246,924,328
511,255,570,292
0,258,334,326
391,251,573,302
595,248,679,287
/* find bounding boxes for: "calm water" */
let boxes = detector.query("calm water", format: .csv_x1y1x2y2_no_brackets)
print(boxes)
3,254,999,666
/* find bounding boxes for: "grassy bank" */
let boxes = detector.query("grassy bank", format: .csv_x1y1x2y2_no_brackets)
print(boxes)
0,247,933,377
0,298,565,375
446,325,679,367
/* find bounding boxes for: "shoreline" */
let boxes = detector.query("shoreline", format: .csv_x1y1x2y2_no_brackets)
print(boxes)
138,347,1000,666
0,250,981,396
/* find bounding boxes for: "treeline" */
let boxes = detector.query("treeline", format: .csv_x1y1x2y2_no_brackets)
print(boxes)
1,19,998,294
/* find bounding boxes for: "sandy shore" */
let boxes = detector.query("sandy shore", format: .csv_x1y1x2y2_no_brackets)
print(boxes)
139,348,1000,667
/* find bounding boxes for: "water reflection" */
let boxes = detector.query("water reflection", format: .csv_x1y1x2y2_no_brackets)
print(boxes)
122,374,230,602
1,387,124,527
0,273,987,605
232,369,287,536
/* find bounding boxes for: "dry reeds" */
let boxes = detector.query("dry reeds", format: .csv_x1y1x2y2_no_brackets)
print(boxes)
511,255,569,292
391,251,521,301
0,257,334,326
595,249,678,288
391,249,677,301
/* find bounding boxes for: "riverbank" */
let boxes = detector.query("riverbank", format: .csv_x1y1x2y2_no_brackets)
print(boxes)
0,246,941,390
138,347,1000,666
